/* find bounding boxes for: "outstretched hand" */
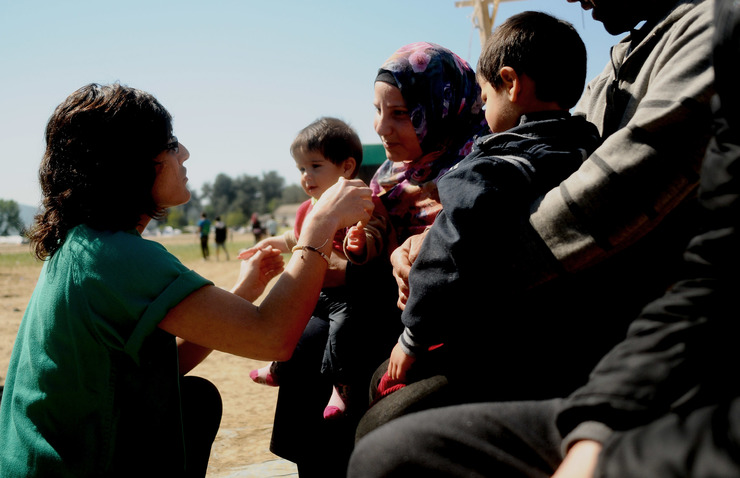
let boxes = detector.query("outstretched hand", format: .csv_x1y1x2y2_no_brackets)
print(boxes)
237,236,286,261
237,248,258,262
231,246,285,302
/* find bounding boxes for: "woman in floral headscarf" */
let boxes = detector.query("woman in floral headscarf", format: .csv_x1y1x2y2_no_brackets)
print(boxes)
267,43,488,478
371,42,489,250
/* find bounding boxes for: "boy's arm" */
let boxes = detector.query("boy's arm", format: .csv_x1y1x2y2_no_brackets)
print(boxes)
387,342,416,381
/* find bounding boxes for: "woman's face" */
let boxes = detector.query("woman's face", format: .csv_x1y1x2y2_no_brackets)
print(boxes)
151,137,191,209
373,81,423,164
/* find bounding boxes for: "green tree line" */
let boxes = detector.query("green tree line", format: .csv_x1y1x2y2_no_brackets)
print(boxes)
0,199,24,236
159,170,307,230
0,170,307,236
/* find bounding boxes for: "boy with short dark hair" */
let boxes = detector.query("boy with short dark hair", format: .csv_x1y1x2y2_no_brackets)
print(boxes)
476,9,586,112
383,11,601,399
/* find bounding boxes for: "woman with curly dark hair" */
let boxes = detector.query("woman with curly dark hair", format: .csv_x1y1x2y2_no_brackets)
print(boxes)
0,83,373,478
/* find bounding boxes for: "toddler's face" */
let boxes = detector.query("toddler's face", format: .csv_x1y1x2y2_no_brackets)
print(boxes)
294,150,349,200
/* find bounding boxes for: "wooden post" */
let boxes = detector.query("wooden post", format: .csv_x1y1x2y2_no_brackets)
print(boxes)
454,0,525,47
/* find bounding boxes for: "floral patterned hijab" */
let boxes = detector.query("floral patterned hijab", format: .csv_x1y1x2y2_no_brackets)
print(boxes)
370,42,489,248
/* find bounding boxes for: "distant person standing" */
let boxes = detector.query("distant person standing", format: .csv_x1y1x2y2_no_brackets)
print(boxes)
214,216,229,261
197,212,211,260
250,212,264,243
266,215,278,237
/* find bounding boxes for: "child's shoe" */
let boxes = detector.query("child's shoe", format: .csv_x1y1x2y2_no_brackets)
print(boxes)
368,372,406,407
323,384,350,420
249,361,280,387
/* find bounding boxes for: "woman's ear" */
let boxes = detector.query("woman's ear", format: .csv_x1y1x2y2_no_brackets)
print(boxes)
499,66,521,103
342,157,357,178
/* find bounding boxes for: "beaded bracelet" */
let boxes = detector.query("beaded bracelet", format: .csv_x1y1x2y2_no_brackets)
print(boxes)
291,240,330,264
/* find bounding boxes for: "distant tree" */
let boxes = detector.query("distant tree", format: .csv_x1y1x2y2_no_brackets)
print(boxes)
164,208,188,229
234,175,262,215
209,173,236,214
281,184,309,204
225,210,246,229
199,170,302,223
0,199,24,236
260,171,285,208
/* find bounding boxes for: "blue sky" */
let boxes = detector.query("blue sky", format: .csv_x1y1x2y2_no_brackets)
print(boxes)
0,0,618,207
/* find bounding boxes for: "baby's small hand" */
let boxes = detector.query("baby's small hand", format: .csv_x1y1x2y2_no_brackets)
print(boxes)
237,248,258,261
345,221,367,253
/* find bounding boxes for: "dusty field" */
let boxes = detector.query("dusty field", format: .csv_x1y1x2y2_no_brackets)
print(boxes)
0,233,284,477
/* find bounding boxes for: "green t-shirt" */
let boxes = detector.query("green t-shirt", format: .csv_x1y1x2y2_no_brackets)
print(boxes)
0,225,213,477
198,218,211,236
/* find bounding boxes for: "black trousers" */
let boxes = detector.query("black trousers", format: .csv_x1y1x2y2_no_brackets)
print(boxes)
348,399,564,478
180,375,223,478
199,236,209,258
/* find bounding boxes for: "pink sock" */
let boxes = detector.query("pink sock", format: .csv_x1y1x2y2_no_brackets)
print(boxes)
323,384,349,420
249,362,279,387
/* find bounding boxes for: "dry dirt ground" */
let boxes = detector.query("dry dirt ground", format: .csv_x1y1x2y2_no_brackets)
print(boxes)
0,233,290,477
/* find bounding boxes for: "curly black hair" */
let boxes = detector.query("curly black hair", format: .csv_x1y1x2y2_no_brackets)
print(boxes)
27,83,173,260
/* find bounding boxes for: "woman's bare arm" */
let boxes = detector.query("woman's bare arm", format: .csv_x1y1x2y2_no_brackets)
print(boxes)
159,178,373,362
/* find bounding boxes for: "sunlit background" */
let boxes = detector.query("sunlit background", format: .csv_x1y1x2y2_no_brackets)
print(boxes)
0,0,617,209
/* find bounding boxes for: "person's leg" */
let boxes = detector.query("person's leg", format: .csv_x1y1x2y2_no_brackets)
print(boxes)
200,236,209,259
321,285,401,422
180,376,223,478
270,315,356,478
321,296,353,420
348,399,563,478
324,383,351,420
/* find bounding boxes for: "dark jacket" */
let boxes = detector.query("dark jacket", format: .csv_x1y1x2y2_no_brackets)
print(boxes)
557,1,740,474
400,111,606,400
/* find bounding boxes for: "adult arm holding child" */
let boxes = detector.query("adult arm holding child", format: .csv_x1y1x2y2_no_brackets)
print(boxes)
389,229,428,310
